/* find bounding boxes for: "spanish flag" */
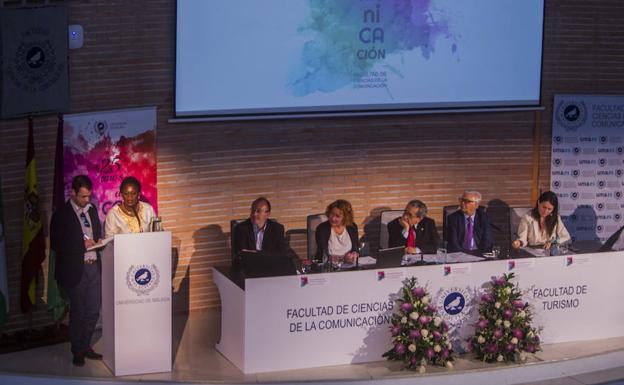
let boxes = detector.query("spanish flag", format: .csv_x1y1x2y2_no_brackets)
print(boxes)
20,117,46,313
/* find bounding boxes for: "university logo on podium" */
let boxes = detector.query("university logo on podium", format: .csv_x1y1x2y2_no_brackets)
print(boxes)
126,264,160,296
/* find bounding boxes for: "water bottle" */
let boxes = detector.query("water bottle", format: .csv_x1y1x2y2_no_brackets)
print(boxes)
150,216,163,232
549,237,560,256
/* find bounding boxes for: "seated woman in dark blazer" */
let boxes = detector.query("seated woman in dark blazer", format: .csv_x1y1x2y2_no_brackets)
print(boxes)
315,199,359,264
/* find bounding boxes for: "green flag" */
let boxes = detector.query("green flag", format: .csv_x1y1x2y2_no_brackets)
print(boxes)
47,115,67,321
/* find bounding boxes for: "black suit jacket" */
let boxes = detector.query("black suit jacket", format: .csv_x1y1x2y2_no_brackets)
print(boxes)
233,218,287,259
387,216,439,254
315,221,359,260
446,207,493,253
50,201,102,288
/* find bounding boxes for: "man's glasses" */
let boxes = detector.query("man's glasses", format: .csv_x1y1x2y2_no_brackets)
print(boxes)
460,198,477,204
80,212,91,227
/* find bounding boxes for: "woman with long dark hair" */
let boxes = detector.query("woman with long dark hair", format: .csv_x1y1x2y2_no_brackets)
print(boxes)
512,191,570,250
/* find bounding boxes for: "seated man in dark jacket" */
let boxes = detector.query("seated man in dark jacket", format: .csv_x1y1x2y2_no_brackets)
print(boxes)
387,199,439,254
233,197,288,265
446,190,493,253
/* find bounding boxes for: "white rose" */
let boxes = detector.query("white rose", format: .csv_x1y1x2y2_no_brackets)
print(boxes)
422,296,430,305
494,302,501,309
511,337,518,344
477,335,486,344
503,320,511,328
401,316,408,324
495,319,502,325
408,344,417,353
409,311,420,320
527,331,534,339
445,361,454,369
447,342,452,349
518,310,526,318
434,344,442,353
421,329,429,338
433,317,442,327
418,365,426,374
504,287,512,295
497,354,504,362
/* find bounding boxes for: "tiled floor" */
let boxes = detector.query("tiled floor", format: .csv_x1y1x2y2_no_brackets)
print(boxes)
0,310,623,385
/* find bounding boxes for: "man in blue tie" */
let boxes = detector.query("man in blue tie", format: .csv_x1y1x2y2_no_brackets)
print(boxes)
446,190,493,254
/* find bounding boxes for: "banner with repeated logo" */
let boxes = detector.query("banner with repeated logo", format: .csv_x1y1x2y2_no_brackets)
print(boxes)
551,95,624,244
63,107,157,222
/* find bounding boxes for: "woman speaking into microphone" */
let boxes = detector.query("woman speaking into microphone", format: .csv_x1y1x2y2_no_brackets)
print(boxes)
105,176,156,237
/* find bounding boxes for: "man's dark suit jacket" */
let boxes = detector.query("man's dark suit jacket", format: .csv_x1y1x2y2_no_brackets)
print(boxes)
315,221,359,260
233,218,287,259
387,216,439,254
446,207,493,253
50,201,102,289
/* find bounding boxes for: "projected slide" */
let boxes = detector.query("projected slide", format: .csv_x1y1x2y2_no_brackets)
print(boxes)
176,0,544,118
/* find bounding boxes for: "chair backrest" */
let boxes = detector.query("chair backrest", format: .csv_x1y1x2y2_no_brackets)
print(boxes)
307,213,328,259
379,210,403,249
509,207,532,240
230,218,247,265
442,205,459,243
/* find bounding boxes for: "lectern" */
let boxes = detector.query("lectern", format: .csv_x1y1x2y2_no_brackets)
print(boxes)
101,231,172,376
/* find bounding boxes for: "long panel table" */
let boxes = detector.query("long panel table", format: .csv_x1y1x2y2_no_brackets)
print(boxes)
213,251,624,373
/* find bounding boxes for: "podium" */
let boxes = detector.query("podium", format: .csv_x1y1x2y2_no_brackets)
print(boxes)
101,232,172,376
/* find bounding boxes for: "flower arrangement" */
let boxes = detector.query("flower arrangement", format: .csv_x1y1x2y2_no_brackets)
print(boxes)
469,273,541,362
383,277,454,373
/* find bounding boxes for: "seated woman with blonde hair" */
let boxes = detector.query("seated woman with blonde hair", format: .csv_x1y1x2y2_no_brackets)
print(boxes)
315,199,359,264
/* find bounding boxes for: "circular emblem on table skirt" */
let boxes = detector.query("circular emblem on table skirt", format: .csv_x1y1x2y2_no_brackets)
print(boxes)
126,264,160,296
435,287,475,325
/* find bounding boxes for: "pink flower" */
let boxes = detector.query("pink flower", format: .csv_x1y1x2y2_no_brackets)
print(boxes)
506,343,515,352
426,347,435,359
481,293,494,302
441,349,450,359
394,343,406,355
486,343,498,354
412,287,426,298
478,318,489,330
503,309,514,319
512,328,524,339
493,329,503,339
400,302,413,313
433,330,442,341
391,325,401,336
409,330,421,339
526,344,536,353
418,315,430,325
426,304,436,313
513,300,525,309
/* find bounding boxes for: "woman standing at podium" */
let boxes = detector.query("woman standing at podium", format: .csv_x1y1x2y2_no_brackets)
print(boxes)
105,176,156,237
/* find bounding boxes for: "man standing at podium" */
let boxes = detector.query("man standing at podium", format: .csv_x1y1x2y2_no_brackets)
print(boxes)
50,175,103,366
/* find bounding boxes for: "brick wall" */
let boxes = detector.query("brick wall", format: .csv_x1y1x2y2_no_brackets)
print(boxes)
0,0,623,333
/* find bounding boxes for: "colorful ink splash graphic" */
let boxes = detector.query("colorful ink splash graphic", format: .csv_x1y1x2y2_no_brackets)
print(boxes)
288,0,457,96
63,109,157,223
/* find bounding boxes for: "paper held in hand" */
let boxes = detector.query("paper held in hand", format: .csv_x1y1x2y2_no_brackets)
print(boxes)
86,237,114,251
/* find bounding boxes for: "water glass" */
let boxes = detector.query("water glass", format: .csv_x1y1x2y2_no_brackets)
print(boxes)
436,248,447,264
492,245,501,258
301,259,312,274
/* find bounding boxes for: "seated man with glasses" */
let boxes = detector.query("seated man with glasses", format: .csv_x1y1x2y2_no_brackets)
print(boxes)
233,197,288,265
387,199,439,254
446,190,493,253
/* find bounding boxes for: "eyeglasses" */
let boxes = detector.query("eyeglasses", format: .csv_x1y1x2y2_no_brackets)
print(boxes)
460,198,478,204
80,212,91,228
253,209,270,214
